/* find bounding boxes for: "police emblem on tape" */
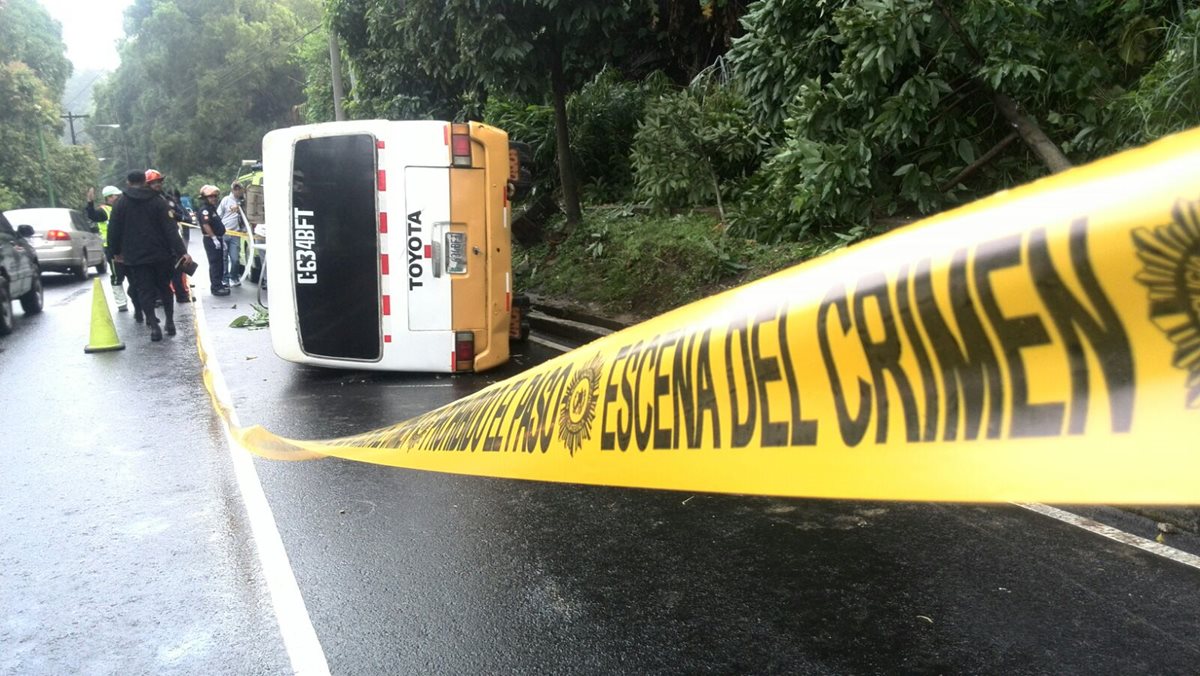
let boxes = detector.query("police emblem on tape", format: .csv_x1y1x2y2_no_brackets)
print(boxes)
1133,197,1200,408
557,353,603,455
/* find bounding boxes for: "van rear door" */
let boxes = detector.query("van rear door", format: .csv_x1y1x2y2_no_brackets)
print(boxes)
291,133,381,361
403,168,451,332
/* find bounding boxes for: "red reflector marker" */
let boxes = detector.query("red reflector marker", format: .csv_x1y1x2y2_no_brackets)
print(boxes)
46,229,71,241
381,295,391,315
424,244,432,259
384,335,392,343
379,212,388,233
377,170,387,191
450,123,472,167
380,254,389,275
376,140,385,149
455,332,475,362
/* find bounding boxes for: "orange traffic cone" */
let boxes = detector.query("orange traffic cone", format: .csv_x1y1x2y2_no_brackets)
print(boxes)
84,277,125,353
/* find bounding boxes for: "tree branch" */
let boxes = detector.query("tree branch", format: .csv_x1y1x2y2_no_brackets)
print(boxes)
939,131,1019,192
933,0,1072,174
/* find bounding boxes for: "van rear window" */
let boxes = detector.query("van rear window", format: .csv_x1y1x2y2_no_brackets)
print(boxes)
292,134,381,361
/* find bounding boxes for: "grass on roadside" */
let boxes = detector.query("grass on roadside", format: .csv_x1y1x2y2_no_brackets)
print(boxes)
513,206,849,320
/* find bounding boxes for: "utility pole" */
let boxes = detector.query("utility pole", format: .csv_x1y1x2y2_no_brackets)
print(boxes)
329,32,346,121
61,112,89,145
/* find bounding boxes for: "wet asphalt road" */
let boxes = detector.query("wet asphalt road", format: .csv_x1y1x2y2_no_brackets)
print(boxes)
3,257,1200,674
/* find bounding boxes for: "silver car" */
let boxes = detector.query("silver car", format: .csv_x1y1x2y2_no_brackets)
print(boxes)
2,208,106,279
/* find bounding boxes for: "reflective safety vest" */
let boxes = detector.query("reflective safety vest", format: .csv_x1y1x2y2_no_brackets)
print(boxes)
97,204,112,246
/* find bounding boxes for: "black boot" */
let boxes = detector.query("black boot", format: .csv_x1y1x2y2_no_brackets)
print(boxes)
134,308,144,323
165,320,176,336
149,323,163,342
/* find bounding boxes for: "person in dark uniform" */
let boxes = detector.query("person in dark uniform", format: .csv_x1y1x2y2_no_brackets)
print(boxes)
196,185,230,296
145,170,193,303
107,170,193,342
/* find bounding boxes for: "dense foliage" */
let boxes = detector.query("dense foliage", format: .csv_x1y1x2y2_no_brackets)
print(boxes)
20,0,1200,260
0,0,95,209
716,0,1200,240
91,0,323,192
323,0,1200,247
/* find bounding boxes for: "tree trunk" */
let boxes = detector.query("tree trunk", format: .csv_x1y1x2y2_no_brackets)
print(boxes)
933,0,1072,174
549,49,582,226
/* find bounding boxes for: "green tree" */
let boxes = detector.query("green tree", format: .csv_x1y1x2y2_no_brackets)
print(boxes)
632,78,765,221
0,0,72,96
725,0,1190,240
326,0,474,121
0,0,95,209
92,0,321,186
0,61,60,208
329,0,660,226
448,0,659,226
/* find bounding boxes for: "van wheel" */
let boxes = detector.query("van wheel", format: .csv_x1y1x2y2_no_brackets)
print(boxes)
74,252,89,280
19,273,43,314
0,280,13,336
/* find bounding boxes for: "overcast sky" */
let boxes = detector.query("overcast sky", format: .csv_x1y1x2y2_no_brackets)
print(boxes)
40,0,134,72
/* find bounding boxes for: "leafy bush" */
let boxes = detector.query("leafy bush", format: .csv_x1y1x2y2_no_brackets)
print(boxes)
483,95,556,195
726,0,1191,242
567,69,668,202
1077,8,1200,155
515,207,828,317
630,79,765,215
486,70,669,203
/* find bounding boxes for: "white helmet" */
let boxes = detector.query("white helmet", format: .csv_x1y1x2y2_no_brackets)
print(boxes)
199,184,219,197
101,185,121,198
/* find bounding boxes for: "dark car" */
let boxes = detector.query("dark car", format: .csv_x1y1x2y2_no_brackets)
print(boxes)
0,211,44,335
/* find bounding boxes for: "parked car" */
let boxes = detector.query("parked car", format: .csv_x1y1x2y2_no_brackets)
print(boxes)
2,207,106,279
0,211,44,335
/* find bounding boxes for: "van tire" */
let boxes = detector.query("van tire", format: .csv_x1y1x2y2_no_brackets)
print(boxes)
19,272,43,314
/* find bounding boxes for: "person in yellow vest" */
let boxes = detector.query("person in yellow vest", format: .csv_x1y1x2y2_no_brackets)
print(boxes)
85,185,136,313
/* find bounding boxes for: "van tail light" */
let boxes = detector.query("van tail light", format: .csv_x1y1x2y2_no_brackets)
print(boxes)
46,230,71,241
450,124,472,167
454,331,475,371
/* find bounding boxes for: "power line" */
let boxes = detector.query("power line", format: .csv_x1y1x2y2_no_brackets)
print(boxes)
63,70,108,112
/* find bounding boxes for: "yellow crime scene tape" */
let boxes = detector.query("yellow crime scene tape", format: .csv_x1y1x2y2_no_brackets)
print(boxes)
196,128,1200,503
180,222,252,239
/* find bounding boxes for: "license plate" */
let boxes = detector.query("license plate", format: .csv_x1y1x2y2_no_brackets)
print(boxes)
445,232,467,274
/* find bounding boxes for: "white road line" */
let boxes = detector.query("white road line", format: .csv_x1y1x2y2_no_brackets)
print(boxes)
529,334,573,353
194,301,332,676
1015,502,1200,572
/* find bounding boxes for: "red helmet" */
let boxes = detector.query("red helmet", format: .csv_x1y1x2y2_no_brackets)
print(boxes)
145,169,164,183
